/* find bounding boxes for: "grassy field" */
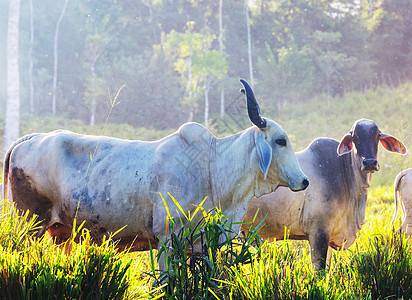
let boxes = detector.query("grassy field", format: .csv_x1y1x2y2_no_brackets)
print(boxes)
123,185,408,299
1,83,412,298
0,185,409,299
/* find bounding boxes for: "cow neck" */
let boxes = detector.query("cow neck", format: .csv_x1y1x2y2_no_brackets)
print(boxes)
211,128,257,213
349,149,370,231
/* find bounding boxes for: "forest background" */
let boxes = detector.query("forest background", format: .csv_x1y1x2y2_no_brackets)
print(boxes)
0,0,411,154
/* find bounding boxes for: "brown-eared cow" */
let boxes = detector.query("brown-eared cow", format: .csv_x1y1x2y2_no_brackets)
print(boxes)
242,119,406,269
3,80,308,267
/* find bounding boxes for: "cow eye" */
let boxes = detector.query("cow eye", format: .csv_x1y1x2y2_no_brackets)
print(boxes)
275,138,287,146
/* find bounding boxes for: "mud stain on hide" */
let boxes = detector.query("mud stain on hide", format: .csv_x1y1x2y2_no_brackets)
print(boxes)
10,167,53,225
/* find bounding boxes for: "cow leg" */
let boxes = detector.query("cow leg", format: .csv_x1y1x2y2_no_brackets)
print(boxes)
326,246,333,268
308,229,330,270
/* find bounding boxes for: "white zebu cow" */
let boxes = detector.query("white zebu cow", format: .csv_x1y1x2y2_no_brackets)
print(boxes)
392,168,412,235
242,119,406,269
3,79,308,254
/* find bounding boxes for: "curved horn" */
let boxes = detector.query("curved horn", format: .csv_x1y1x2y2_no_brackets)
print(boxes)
240,79,266,128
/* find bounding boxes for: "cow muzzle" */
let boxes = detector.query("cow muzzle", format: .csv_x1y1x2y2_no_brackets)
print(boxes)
361,158,380,172
288,177,309,192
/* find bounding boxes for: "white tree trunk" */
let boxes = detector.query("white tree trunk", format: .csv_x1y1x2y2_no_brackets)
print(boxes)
28,0,34,114
219,0,225,119
52,0,69,114
187,54,194,122
89,64,96,126
204,77,210,128
244,0,254,89
3,0,21,156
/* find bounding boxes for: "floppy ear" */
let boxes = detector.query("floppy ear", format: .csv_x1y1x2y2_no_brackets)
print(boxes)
337,133,353,156
379,133,407,155
255,131,272,180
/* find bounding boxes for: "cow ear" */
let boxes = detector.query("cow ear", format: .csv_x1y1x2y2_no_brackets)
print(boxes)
379,133,407,155
337,133,353,156
255,131,272,180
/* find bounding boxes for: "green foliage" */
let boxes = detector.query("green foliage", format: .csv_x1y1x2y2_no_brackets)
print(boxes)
231,239,358,300
350,232,412,299
3,0,412,129
257,42,317,104
1,186,412,299
148,194,263,300
165,25,228,118
229,185,412,300
0,201,132,299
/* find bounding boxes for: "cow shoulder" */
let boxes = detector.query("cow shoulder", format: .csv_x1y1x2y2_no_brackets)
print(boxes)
306,137,340,167
306,137,354,201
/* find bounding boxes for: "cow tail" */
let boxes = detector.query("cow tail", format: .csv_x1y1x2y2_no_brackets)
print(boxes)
3,134,39,200
391,170,407,231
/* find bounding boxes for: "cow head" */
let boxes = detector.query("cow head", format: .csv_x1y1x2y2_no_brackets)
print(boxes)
337,119,406,172
240,79,309,192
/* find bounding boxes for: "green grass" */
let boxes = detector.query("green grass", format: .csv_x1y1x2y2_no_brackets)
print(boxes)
146,194,265,300
0,203,132,300
129,187,409,300
123,185,410,299
227,184,411,300
0,182,410,299
2,185,407,299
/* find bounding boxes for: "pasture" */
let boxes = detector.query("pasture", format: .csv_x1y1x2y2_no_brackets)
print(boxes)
0,185,410,299
1,84,412,299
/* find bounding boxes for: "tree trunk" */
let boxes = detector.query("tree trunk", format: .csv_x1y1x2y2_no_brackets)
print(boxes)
147,0,157,41
28,0,34,114
219,0,225,119
244,0,254,89
3,0,21,156
89,64,96,126
187,54,194,122
326,72,331,105
52,0,69,114
204,76,210,128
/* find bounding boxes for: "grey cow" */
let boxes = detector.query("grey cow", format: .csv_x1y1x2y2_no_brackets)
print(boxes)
3,80,308,258
242,119,406,269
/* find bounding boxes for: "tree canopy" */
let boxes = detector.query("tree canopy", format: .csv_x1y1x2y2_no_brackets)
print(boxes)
0,0,410,131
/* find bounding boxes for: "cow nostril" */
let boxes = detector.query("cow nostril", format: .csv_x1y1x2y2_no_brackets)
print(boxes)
362,159,378,169
302,178,309,189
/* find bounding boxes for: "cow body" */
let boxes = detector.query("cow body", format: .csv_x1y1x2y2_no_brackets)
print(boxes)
3,80,308,256
242,119,406,269
393,168,412,235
